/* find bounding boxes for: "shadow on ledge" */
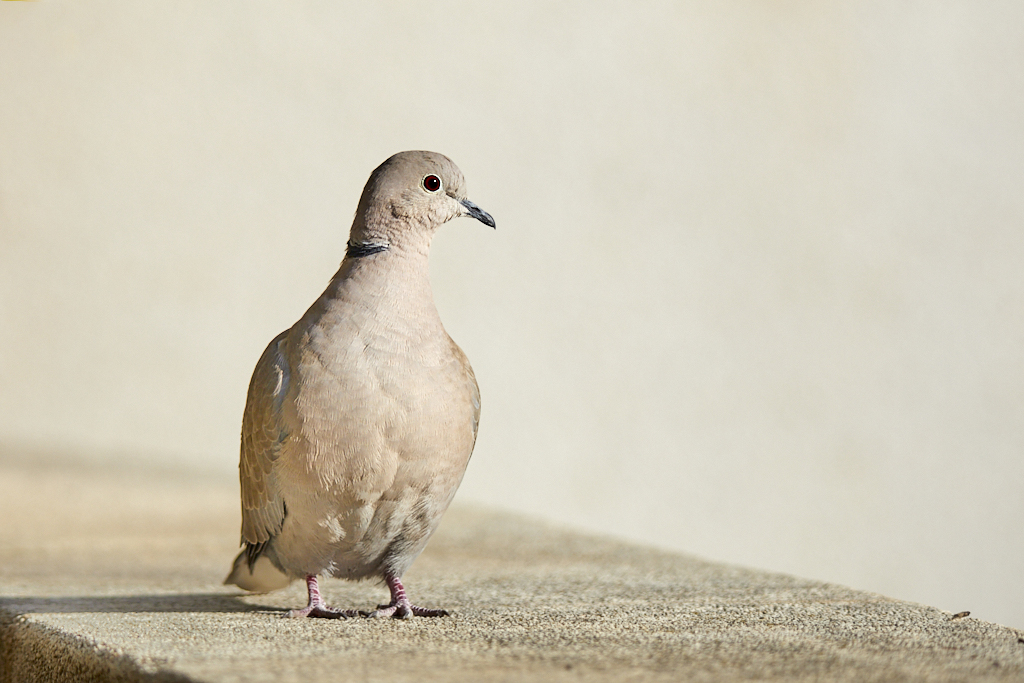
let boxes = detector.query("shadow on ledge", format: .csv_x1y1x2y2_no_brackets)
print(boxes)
0,593,281,616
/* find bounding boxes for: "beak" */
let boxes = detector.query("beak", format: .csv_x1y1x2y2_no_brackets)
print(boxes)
459,198,496,229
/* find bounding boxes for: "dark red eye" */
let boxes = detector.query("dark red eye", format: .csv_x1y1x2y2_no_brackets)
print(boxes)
422,174,441,192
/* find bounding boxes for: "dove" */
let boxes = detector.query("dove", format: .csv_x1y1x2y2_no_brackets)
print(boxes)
224,151,494,618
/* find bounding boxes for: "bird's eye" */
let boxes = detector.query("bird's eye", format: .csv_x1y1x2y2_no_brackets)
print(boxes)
422,174,442,193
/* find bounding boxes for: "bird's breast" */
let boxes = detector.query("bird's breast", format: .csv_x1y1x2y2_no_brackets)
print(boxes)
284,313,476,503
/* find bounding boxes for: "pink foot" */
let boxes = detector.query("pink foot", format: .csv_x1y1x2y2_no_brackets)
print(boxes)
287,603,360,619
363,575,449,619
287,575,360,619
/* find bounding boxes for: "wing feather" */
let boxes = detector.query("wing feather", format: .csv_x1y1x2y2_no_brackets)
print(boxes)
239,330,290,547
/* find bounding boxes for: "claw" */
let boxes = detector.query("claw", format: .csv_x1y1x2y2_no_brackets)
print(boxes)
287,575,359,619
288,573,448,620
287,604,359,619
364,575,448,619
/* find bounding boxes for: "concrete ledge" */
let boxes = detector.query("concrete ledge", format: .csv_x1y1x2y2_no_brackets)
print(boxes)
2,448,1023,682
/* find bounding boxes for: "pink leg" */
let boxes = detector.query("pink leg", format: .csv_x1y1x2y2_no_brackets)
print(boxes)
364,574,448,619
287,575,360,619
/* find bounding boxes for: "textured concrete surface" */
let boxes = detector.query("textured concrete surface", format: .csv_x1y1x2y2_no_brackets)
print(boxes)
3,1,1024,631
1,448,1023,682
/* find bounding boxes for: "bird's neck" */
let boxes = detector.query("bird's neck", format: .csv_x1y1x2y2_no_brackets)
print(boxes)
335,215,438,314
347,213,434,260
309,246,441,336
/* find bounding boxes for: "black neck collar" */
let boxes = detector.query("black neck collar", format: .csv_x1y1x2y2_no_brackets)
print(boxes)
346,240,390,258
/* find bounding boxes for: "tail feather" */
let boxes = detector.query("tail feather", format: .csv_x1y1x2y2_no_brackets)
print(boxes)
224,547,292,592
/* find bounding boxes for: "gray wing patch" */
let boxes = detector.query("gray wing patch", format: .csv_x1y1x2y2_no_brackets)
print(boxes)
461,347,482,447
470,373,481,444
239,330,290,547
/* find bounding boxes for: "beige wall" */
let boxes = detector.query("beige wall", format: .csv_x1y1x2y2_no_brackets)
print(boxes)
2,2,1022,628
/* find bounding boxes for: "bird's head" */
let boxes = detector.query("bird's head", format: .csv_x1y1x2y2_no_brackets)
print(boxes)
348,151,494,258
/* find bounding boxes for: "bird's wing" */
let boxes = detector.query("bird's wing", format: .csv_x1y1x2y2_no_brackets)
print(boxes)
239,330,290,547
468,363,481,446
